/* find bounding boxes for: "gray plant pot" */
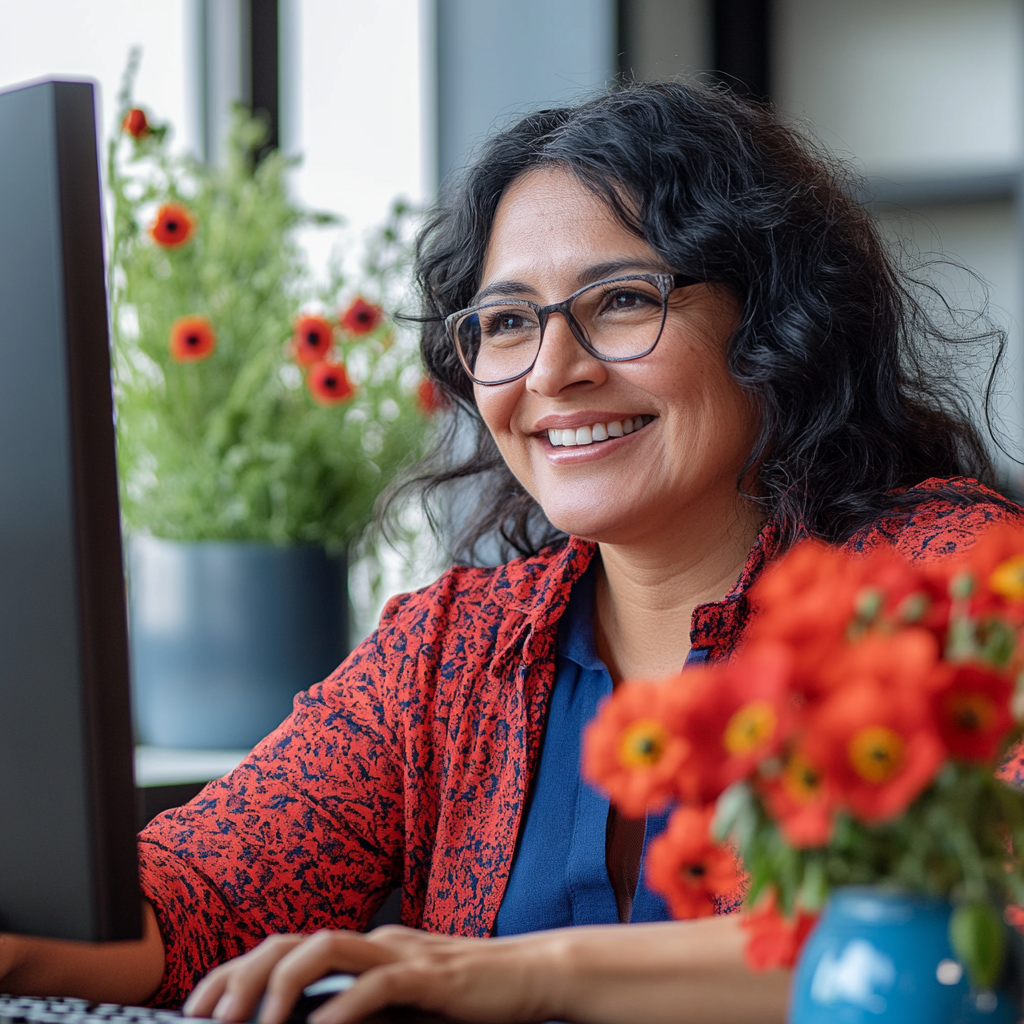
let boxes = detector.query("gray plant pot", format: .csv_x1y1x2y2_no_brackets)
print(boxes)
127,537,349,750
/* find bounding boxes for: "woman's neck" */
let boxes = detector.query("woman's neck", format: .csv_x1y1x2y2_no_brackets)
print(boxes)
592,498,763,684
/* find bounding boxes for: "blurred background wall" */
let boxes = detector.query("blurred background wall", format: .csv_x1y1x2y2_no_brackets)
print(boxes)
1,0,1021,475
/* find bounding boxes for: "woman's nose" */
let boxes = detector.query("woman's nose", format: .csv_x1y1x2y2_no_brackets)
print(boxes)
525,312,607,396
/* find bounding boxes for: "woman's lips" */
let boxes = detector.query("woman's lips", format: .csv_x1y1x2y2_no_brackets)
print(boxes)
546,414,655,448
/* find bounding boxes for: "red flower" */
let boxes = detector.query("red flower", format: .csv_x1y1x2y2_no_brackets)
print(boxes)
748,542,947,693
169,316,215,362
150,203,195,248
340,297,383,335
761,745,838,848
292,316,334,366
931,523,1024,622
417,378,445,415
742,892,818,971
817,629,947,695
307,361,355,405
582,679,694,817
678,643,795,801
645,806,743,919
804,673,944,824
934,663,1014,762
122,108,150,138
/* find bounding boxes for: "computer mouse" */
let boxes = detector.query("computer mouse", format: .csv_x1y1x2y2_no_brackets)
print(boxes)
251,972,356,1024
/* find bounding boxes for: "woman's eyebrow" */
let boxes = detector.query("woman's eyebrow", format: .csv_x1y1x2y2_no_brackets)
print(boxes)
474,279,538,303
473,259,670,305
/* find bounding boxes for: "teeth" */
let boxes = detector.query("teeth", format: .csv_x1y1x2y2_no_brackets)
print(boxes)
547,416,652,447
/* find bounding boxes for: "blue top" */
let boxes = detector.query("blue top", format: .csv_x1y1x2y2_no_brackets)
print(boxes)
494,563,708,935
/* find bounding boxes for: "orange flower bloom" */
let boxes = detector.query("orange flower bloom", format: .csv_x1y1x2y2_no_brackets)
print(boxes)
677,643,795,801
307,361,355,405
150,202,195,248
741,892,818,971
761,745,838,847
931,522,1024,622
292,315,334,365
817,629,948,695
340,297,383,335
417,378,445,415
169,316,215,362
933,663,1014,762
804,673,944,824
582,679,693,817
122,108,150,138
748,542,947,693
645,806,743,919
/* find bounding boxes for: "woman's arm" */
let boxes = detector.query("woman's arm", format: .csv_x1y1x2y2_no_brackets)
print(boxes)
184,916,789,1024
0,901,165,1005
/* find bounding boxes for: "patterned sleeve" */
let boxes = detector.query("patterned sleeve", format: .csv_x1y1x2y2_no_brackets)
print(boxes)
847,477,1024,564
137,623,408,1008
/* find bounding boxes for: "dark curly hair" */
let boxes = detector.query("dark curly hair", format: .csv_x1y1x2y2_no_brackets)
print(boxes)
392,79,1008,564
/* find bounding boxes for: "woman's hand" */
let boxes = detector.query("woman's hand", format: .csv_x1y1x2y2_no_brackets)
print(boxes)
183,916,790,1024
0,902,165,1005
182,925,563,1024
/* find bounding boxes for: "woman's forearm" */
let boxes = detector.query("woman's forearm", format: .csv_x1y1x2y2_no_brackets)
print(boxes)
528,916,790,1024
0,901,166,1006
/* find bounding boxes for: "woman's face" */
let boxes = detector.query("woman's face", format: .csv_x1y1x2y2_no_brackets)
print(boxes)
473,166,760,547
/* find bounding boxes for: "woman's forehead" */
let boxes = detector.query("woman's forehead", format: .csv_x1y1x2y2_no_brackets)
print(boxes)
479,167,660,295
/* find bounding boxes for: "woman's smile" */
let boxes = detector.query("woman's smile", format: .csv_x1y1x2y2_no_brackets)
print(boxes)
543,414,656,449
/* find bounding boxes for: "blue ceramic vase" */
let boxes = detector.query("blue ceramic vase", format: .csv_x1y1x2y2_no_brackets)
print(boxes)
789,888,1017,1024
128,537,349,750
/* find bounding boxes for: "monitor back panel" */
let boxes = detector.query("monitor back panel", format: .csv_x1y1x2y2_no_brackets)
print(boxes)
0,80,140,942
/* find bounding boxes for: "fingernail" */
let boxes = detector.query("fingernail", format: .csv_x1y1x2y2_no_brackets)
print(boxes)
257,994,281,1024
213,995,237,1021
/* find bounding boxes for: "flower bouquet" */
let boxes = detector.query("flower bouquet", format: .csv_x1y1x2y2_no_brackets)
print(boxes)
584,525,1024,993
108,70,436,554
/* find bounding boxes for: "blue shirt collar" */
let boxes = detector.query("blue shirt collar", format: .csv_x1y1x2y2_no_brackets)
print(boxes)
556,561,606,673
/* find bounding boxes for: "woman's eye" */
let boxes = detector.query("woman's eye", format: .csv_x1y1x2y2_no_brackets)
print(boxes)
483,309,536,336
605,290,654,311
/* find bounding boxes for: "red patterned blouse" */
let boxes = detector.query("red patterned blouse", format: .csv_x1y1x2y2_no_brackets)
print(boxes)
138,476,1024,1007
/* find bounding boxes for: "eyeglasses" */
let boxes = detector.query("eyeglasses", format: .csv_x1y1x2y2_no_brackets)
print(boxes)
446,272,701,386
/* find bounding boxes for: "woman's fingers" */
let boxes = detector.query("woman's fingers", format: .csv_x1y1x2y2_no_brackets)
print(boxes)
258,932,397,1024
308,962,440,1024
307,942,553,1024
183,935,305,1022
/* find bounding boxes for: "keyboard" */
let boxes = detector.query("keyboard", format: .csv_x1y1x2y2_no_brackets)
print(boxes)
0,996,207,1024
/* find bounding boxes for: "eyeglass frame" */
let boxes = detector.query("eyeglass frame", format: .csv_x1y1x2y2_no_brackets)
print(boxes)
445,272,703,387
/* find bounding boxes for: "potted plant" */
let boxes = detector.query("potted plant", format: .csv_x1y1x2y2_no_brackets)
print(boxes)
584,526,1024,1022
108,75,435,750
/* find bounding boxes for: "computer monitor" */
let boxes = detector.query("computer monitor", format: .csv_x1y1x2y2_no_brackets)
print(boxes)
0,79,142,943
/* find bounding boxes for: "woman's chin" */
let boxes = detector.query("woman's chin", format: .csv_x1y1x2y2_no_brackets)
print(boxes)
540,502,646,546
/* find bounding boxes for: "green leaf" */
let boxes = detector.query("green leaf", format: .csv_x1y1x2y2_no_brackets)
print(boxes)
712,782,754,846
977,617,1019,669
949,902,1006,991
798,856,829,912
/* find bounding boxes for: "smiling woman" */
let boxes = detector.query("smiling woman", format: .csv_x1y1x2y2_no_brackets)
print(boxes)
2,79,1022,1024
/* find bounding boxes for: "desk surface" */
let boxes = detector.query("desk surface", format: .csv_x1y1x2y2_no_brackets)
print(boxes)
135,746,250,787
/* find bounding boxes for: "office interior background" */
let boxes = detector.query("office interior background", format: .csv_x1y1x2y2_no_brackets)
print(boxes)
1,0,1021,609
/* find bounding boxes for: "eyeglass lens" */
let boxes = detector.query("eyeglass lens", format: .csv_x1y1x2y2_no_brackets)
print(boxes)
454,277,667,384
